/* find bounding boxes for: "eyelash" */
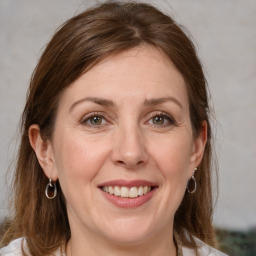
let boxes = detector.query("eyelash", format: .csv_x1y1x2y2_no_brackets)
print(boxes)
147,112,176,127
80,111,176,128
81,112,108,128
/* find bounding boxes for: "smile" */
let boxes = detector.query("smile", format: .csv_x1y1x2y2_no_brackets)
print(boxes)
101,186,152,198
98,180,158,208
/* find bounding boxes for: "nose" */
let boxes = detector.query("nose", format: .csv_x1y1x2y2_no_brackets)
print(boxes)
111,125,149,169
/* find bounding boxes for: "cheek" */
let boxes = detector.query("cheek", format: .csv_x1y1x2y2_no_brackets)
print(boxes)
150,133,193,183
147,133,193,219
53,134,110,191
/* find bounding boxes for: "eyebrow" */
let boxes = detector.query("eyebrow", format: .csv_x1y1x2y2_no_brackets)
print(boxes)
69,96,182,112
144,97,183,109
69,97,115,112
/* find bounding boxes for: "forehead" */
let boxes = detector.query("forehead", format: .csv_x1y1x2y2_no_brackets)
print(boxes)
61,45,188,107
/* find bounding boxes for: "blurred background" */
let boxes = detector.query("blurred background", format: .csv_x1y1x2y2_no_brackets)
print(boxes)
0,0,255,255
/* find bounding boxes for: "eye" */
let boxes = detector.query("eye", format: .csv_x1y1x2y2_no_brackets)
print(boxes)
152,115,165,125
148,113,175,127
89,116,104,125
81,113,107,127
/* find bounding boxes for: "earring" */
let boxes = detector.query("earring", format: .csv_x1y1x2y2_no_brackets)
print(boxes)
187,168,197,194
45,178,57,199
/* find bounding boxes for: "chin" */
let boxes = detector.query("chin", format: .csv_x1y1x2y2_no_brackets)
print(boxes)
105,230,152,246
99,217,159,246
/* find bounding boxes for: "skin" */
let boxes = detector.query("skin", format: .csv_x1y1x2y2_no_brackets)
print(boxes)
29,45,207,256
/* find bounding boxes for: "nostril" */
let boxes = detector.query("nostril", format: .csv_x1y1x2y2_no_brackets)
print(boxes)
114,159,145,168
116,160,125,165
137,160,144,166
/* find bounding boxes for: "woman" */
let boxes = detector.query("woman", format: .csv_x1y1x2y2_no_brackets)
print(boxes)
0,1,227,256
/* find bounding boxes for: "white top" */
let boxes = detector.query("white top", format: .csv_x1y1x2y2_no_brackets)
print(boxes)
0,237,228,256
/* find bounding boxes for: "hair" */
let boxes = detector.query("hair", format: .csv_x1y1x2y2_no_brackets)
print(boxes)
1,1,216,255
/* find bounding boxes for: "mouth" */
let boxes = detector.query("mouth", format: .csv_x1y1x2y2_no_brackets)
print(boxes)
98,180,158,208
100,185,156,198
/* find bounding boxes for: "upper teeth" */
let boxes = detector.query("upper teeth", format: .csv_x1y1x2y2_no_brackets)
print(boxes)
102,186,152,198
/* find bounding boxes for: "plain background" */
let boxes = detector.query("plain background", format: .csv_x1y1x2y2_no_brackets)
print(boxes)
0,0,255,231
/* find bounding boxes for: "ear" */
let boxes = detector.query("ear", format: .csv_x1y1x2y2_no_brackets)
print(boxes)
29,124,58,181
189,121,208,174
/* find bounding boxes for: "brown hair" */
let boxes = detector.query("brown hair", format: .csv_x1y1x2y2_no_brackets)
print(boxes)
1,1,216,255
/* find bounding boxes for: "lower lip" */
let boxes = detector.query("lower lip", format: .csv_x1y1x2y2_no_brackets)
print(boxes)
100,188,157,208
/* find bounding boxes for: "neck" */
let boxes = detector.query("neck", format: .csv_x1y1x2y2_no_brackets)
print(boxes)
66,228,177,256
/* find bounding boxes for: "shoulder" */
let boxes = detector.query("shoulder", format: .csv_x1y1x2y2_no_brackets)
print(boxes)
0,238,63,256
0,238,25,256
182,236,228,256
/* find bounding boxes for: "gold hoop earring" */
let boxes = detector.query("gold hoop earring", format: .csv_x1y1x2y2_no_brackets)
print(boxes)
45,179,57,199
187,168,197,194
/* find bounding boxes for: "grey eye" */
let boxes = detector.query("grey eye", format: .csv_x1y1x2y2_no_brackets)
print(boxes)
89,116,103,125
152,116,165,125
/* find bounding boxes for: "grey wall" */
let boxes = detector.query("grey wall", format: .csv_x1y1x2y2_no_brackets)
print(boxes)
0,0,255,231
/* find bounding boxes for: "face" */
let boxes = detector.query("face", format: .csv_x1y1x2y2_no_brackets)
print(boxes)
33,45,206,248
